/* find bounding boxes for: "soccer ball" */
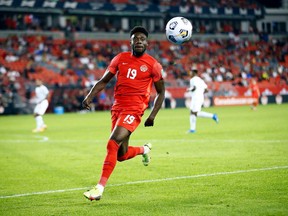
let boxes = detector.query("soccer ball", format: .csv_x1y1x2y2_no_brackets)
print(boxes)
165,17,193,45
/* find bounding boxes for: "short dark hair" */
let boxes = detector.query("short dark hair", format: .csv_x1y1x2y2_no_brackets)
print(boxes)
192,69,198,74
130,26,149,38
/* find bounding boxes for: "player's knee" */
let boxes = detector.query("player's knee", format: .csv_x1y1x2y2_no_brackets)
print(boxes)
190,111,197,116
117,154,127,162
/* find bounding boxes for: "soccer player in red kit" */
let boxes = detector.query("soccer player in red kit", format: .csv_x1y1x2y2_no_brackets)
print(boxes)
82,26,165,201
250,79,260,110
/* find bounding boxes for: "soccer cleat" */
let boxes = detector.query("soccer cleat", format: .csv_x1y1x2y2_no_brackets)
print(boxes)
212,114,219,123
83,186,103,201
32,128,44,133
142,143,152,166
187,129,196,133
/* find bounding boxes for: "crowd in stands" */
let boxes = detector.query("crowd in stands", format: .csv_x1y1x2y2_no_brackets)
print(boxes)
61,0,261,8
1,14,253,35
0,33,287,114
0,0,265,34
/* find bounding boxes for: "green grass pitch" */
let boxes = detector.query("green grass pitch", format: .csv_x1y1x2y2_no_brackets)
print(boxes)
0,104,288,216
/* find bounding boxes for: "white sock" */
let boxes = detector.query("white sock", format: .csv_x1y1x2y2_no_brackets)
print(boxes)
190,115,197,131
143,145,150,154
198,111,213,118
96,184,104,193
35,116,43,129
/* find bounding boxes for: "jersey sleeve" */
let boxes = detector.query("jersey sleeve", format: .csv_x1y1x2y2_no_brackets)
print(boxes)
107,53,121,74
44,86,49,96
190,78,195,88
151,61,163,82
202,80,208,89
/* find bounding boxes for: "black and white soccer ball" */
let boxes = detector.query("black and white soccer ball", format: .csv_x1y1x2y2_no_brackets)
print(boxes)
165,17,193,45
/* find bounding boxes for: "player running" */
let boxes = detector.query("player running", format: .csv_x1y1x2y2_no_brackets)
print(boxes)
82,26,165,201
249,79,260,110
187,68,218,133
32,79,49,133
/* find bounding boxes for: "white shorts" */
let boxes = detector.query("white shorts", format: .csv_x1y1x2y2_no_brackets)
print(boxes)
189,97,203,112
34,99,49,115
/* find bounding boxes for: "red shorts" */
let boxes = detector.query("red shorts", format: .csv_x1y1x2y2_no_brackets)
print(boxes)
111,110,142,132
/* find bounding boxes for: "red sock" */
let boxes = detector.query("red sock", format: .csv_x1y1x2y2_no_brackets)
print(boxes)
98,139,119,187
117,146,144,162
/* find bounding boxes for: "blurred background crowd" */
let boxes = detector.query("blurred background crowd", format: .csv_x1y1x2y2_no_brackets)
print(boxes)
0,0,287,114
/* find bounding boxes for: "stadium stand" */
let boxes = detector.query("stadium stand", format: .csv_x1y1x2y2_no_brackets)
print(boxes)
0,0,287,114
0,34,287,114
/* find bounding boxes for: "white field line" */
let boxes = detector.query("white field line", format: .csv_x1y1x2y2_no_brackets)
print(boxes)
1,165,287,199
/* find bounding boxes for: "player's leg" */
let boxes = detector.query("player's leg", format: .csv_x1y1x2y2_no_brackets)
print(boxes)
252,97,259,110
33,113,44,132
84,126,130,201
117,139,152,166
84,112,150,201
117,135,144,161
188,99,198,133
198,111,213,118
189,110,197,133
115,142,153,166
198,111,219,123
100,126,131,185
40,100,49,129
33,103,45,132
33,104,40,131
32,101,48,132
114,112,150,162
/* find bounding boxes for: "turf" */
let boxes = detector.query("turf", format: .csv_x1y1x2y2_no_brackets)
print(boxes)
0,104,287,216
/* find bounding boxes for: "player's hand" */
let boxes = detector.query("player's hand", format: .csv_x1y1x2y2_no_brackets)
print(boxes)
144,118,154,127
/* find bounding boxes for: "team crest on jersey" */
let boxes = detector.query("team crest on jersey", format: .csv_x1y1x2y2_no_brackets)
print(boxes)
140,65,148,72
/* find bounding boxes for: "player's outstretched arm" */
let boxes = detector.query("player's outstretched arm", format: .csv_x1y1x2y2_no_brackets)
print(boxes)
82,71,115,110
144,79,165,127
187,86,196,92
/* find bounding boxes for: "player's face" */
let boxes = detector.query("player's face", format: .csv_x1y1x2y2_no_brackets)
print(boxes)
188,71,194,77
35,79,42,86
131,32,148,57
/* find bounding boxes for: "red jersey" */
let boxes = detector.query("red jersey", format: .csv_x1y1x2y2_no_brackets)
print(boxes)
108,52,163,114
251,83,260,98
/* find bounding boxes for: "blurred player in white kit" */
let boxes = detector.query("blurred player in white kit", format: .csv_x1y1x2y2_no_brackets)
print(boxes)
32,79,49,133
187,69,219,133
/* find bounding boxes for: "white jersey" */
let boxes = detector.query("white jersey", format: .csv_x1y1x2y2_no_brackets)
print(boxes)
190,76,207,99
189,76,207,112
34,84,49,115
35,85,49,104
